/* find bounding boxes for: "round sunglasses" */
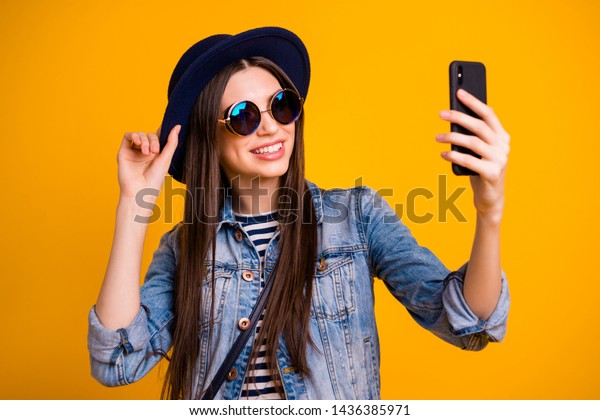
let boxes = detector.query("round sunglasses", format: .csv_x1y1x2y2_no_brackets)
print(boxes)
217,88,304,136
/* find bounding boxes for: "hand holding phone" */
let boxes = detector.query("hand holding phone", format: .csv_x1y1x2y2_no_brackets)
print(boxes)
449,61,487,176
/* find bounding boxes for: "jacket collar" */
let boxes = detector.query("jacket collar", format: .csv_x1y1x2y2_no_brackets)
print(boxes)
218,178,323,226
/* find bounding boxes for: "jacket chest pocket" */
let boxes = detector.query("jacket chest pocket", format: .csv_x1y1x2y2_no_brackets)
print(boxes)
311,253,355,321
201,270,232,327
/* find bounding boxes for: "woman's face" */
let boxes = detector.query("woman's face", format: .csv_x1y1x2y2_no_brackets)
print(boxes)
216,66,295,187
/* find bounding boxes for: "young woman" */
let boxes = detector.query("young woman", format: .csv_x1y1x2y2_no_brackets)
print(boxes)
88,27,510,400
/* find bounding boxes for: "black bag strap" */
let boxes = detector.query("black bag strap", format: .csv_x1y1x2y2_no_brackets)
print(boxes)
200,273,275,400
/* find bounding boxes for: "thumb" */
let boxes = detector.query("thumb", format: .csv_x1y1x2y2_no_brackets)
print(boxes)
156,124,180,167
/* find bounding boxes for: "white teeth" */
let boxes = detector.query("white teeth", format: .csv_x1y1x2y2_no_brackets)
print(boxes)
252,142,282,154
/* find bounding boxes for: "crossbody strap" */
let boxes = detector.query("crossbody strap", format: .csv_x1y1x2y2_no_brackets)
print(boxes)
200,273,275,400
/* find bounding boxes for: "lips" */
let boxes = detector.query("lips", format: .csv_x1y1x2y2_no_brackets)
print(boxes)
250,140,286,161
251,140,284,155
252,142,282,155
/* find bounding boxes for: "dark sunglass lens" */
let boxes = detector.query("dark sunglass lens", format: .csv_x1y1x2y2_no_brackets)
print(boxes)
229,101,260,135
271,90,302,125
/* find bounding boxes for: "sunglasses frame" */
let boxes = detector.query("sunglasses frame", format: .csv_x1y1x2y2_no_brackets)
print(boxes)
217,88,304,137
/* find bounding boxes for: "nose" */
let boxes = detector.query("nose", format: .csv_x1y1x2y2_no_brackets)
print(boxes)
255,109,279,136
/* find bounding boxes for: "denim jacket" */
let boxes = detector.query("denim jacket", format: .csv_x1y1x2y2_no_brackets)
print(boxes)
88,180,510,399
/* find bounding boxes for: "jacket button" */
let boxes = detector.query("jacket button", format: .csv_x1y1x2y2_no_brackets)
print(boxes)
242,270,254,281
226,368,238,381
234,230,243,242
238,317,251,331
317,257,327,271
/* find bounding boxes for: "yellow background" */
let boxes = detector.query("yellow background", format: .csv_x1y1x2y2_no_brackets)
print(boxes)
1,0,598,399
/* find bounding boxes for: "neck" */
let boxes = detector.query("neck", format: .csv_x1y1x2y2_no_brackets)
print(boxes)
229,175,281,215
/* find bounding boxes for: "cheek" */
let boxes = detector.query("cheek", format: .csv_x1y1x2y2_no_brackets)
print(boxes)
218,137,250,170
219,143,236,167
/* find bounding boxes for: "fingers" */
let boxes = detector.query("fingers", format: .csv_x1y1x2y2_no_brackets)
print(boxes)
435,132,492,159
458,89,507,135
439,109,496,145
124,132,150,153
437,89,510,177
441,150,493,179
148,132,160,154
439,90,511,149
123,130,161,155
124,132,140,149
455,89,509,141
442,149,506,182
139,132,151,154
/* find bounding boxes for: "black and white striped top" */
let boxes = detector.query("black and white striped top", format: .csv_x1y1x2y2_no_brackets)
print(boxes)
233,210,282,400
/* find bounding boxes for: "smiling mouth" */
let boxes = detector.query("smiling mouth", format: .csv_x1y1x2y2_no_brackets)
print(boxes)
251,141,283,155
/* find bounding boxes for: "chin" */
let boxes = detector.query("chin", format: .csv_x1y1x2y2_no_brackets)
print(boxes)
255,167,290,180
223,157,292,184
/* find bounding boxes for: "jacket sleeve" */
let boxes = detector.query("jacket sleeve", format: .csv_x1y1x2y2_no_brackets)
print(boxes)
358,186,510,351
87,223,180,386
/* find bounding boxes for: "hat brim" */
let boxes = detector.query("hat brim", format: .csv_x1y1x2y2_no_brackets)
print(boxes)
159,27,310,184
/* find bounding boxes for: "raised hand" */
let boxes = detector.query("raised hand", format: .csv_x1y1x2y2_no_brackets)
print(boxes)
436,89,510,222
117,125,180,200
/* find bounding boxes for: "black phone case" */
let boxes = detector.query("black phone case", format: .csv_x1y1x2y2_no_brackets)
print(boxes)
449,61,487,176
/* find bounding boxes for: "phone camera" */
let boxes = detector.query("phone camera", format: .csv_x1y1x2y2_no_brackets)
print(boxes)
457,65,463,85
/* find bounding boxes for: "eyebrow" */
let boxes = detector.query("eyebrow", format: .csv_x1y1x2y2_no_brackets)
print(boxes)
221,88,283,114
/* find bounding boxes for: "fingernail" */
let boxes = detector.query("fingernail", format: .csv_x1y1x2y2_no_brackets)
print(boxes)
440,110,450,119
441,151,448,158
435,134,444,141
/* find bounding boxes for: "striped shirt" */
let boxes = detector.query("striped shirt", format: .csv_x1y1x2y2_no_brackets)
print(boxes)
233,210,282,400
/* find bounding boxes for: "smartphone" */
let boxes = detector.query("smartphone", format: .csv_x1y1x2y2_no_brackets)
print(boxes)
449,61,487,176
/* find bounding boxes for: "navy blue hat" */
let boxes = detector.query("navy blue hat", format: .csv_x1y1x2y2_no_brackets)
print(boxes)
159,27,311,184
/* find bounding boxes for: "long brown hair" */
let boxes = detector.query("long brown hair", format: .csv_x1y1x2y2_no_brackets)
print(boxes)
162,57,318,399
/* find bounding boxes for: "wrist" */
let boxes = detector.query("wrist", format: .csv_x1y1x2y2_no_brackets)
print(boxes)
116,195,157,225
476,209,503,228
